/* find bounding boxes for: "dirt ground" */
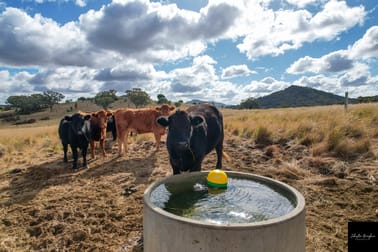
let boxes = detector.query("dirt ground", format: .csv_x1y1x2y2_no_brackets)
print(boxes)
0,132,377,251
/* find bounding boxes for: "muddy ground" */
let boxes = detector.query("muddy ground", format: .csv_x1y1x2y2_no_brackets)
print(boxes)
0,134,377,251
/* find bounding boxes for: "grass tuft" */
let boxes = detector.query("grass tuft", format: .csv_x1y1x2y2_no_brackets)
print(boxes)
254,126,273,145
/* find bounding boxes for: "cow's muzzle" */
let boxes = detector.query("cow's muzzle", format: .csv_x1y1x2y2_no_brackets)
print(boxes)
175,141,190,151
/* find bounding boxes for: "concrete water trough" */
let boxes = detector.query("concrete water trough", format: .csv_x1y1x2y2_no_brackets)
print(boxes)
143,171,306,252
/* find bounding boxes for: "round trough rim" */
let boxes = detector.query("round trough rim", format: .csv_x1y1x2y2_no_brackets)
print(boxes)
144,171,306,230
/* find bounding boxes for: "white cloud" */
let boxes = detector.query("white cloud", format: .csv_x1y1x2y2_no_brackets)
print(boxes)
339,63,371,87
349,26,378,59
75,0,86,7
292,62,378,96
286,0,320,8
234,0,365,60
221,64,255,79
31,0,86,6
0,70,36,103
94,60,157,82
287,25,378,75
0,70,12,93
287,50,353,74
293,74,340,91
286,24,378,96
158,55,243,104
167,55,218,94
310,0,364,39
0,8,115,68
80,0,239,63
241,77,291,99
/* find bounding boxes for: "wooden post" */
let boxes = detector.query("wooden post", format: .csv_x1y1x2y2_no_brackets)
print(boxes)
344,91,348,112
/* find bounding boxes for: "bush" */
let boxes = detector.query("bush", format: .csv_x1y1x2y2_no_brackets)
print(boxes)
333,138,370,160
254,126,273,145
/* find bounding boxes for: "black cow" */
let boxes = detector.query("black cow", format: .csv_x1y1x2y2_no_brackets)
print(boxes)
157,104,226,175
106,115,117,141
58,113,91,170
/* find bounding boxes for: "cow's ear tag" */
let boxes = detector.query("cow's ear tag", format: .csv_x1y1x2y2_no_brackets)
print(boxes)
191,116,203,126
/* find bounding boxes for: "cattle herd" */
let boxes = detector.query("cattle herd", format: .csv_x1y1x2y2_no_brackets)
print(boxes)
58,104,228,175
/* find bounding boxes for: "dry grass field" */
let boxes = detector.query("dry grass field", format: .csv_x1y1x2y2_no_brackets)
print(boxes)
0,103,377,251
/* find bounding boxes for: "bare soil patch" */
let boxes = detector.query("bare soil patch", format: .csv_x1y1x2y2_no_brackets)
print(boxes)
0,132,377,251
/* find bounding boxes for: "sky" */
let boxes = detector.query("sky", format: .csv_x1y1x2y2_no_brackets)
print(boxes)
0,0,377,105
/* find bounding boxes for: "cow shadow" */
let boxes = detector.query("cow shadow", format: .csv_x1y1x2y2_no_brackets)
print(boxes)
0,149,164,207
0,159,75,207
80,153,159,184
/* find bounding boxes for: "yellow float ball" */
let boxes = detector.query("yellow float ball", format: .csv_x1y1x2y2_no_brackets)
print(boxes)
207,169,228,189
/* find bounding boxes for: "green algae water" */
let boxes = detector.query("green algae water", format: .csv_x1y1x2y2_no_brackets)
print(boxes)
150,177,296,224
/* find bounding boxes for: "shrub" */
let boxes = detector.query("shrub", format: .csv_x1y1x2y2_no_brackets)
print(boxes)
324,126,370,160
254,126,272,145
242,127,254,138
333,138,370,160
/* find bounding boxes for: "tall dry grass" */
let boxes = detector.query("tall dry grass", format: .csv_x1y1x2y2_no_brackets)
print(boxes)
0,125,61,172
223,103,378,160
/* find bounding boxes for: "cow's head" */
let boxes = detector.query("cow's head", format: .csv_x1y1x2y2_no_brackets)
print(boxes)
156,104,175,116
92,110,113,129
92,110,113,138
157,110,204,151
70,113,91,136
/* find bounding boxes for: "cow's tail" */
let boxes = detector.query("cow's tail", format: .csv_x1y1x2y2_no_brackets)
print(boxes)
222,151,231,162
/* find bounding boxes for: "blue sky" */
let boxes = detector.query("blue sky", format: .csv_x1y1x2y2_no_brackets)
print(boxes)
0,0,377,105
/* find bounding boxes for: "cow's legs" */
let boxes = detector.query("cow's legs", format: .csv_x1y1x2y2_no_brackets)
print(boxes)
62,143,68,163
190,157,204,173
153,132,162,151
71,146,78,170
215,142,223,169
123,130,129,154
170,158,181,175
117,130,129,156
117,131,125,155
90,140,95,159
100,139,106,157
82,144,88,168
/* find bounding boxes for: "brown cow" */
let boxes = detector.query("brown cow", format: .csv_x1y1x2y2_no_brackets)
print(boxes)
89,109,113,158
114,104,175,156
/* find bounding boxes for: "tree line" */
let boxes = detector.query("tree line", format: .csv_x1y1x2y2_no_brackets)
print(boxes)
4,88,184,115
91,88,183,109
6,91,65,114
5,86,377,114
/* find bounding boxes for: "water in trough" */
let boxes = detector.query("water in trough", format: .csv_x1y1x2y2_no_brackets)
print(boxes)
150,176,296,224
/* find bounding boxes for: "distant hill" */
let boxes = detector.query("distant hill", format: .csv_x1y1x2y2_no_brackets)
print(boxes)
256,85,357,108
185,99,229,107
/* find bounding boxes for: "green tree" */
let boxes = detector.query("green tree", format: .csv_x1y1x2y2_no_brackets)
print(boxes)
6,94,46,114
43,90,65,111
157,94,170,105
6,95,26,112
174,100,184,107
239,97,259,109
125,88,151,108
94,90,118,109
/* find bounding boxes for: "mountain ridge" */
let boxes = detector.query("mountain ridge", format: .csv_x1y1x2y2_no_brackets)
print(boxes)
256,85,356,108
